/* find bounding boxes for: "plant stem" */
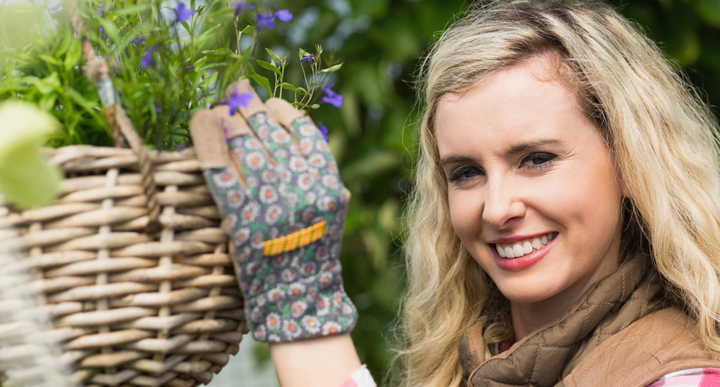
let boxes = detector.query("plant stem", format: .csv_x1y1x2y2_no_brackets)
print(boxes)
234,17,239,55
0,7,11,50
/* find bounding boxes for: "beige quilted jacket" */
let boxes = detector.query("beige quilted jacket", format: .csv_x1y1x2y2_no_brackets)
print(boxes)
459,256,720,387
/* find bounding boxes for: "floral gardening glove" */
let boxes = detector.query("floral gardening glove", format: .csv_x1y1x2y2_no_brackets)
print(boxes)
189,80,357,343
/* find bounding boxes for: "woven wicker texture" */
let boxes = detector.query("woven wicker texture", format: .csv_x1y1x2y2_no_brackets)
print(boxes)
0,208,74,387
0,145,247,387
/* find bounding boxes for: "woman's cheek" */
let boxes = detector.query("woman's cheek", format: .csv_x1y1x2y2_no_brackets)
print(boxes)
448,188,484,243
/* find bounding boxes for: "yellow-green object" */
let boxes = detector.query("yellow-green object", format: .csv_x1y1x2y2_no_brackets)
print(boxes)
0,101,62,209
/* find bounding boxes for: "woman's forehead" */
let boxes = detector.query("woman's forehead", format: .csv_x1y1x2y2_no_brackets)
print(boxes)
438,52,579,106
434,55,586,157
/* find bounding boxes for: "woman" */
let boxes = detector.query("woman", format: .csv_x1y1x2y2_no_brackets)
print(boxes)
189,1,720,386
402,1,720,386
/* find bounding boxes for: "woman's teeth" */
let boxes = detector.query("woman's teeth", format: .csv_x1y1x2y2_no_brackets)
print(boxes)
495,232,557,259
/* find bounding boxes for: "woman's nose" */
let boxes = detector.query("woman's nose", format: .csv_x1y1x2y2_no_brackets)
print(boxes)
482,178,526,230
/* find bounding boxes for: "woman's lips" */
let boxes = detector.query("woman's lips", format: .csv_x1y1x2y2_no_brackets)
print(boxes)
490,233,558,271
494,232,557,258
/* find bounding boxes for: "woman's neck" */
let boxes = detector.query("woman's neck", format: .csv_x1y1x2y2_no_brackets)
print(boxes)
511,293,580,339
510,261,619,339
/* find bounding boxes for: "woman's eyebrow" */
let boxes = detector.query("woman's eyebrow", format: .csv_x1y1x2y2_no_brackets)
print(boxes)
504,139,561,157
439,155,476,167
440,139,562,166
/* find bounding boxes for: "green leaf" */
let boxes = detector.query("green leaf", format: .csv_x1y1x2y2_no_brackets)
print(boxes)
250,74,272,96
298,47,311,60
296,87,308,96
194,56,208,68
115,3,153,16
52,29,72,58
310,103,320,109
0,101,62,209
341,150,401,182
241,25,256,35
65,88,103,122
201,48,235,56
281,82,297,92
39,54,60,66
320,63,343,74
265,48,283,64
64,40,82,72
203,62,229,70
697,0,720,27
291,102,312,109
118,25,144,52
39,93,57,111
97,19,122,45
180,21,192,35
29,72,61,94
257,59,281,74
196,24,221,46
198,71,218,88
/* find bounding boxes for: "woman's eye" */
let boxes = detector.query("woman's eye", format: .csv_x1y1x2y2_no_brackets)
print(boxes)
521,152,557,169
448,166,483,183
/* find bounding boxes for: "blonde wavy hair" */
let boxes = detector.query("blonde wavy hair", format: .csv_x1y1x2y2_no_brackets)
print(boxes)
398,1,720,386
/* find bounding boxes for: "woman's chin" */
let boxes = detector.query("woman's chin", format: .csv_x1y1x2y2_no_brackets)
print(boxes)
494,278,568,306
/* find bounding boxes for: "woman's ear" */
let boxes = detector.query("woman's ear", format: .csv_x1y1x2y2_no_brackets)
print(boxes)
621,180,631,198
615,161,631,198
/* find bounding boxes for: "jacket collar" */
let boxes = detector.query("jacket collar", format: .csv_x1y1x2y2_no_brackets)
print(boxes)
460,255,663,387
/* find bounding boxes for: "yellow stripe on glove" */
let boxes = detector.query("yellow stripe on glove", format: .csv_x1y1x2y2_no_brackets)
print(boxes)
263,220,327,256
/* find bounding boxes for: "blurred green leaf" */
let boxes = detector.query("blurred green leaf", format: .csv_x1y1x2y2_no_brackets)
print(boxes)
349,0,389,18
257,59,281,74
281,82,297,92
265,47,283,64
320,63,343,74
0,101,62,209
341,149,400,182
0,4,45,51
250,74,272,96
115,3,153,16
63,40,82,72
697,0,720,27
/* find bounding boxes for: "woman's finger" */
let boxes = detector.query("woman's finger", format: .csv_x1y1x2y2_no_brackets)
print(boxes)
189,109,250,213
265,98,332,160
230,81,303,168
265,98,339,178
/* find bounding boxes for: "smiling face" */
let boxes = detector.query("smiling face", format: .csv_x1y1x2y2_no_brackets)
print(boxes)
435,54,626,311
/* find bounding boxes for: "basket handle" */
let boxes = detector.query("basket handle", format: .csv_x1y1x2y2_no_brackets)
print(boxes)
66,0,162,234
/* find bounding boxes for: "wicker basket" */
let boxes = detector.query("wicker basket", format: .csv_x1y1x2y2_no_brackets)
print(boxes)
0,145,247,387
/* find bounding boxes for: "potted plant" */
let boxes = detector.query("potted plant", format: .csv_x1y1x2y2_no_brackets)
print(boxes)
0,1,343,385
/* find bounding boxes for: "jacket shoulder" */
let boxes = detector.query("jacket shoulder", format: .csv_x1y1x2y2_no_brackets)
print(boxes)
564,308,720,387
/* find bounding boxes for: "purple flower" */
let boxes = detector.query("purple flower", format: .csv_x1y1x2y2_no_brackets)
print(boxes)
226,88,254,116
318,122,329,142
300,54,314,63
321,84,344,108
155,105,162,114
174,2,195,24
131,37,146,45
256,12,277,29
98,4,115,15
99,27,108,38
232,1,256,16
274,5,293,22
140,51,156,68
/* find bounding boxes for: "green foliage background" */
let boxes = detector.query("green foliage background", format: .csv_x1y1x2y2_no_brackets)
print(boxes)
3,0,720,385
262,0,720,383
282,0,720,383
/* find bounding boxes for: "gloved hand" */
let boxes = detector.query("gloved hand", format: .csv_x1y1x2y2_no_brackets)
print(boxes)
189,80,357,343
